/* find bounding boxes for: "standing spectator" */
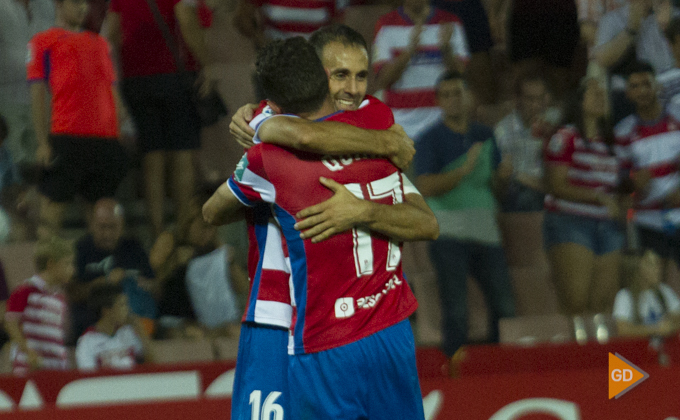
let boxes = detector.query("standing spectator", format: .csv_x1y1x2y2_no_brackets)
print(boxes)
76,284,155,370
4,237,73,375
69,198,157,341
659,17,680,105
106,0,208,239
433,0,496,104
615,62,680,275
29,0,129,239
578,0,626,47
613,249,680,336
415,71,515,357
0,115,21,243
491,0,580,99
544,76,624,315
373,0,469,140
593,0,677,122
495,72,555,212
0,0,54,166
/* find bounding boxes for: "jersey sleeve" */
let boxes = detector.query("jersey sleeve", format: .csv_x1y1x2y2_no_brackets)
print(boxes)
544,128,576,166
401,173,421,196
27,34,48,82
75,334,99,370
227,147,275,206
612,288,634,321
5,286,32,319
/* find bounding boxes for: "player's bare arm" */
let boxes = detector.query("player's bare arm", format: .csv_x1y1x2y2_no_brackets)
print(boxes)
202,182,246,226
295,177,438,243
230,103,415,169
258,119,415,170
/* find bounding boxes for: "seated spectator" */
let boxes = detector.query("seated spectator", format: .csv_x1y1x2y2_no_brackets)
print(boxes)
613,249,680,337
76,283,155,370
151,199,247,339
415,71,515,357
69,198,157,342
544,76,625,315
4,236,73,375
495,72,559,212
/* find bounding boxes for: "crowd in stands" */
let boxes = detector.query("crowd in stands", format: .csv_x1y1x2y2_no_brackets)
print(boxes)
2,0,680,375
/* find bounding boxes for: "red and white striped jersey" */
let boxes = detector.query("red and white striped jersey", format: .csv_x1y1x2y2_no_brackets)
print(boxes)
372,8,469,110
252,0,348,40
544,126,621,219
5,276,68,375
75,325,142,371
615,105,680,229
228,97,418,355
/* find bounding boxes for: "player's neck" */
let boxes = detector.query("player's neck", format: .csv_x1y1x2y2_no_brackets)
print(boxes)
300,98,336,121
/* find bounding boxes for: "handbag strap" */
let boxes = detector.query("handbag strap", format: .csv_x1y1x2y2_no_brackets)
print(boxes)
143,0,186,73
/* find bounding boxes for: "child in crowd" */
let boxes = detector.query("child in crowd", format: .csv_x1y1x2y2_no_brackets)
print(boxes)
75,283,154,370
613,249,680,337
4,237,73,375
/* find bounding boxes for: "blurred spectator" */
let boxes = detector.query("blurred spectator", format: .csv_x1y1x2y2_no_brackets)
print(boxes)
659,16,680,105
75,283,155,370
614,249,680,336
544,76,624,315
615,62,680,274
150,199,247,339
578,0,626,47
84,0,108,32
0,0,54,166
0,260,10,350
495,72,556,212
4,237,73,375
433,0,496,104
373,0,469,139
415,71,515,356
29,0,128,239
106,0,208,239
0,115,21,243
69,199,157,342
593,0,678,122
492,0,580,99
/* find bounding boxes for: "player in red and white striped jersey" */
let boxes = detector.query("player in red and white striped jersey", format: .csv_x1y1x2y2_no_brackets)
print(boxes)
5,238,74,375
543,77,625,315
614,61,680,267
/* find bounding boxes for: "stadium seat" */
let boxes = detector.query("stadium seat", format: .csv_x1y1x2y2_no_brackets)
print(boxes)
499,314,574,345
151,339,214,364
0,242,37,292
212,336,239,360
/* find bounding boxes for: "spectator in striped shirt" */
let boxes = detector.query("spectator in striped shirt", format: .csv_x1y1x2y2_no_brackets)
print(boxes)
4,237,74,375
544,76,626,315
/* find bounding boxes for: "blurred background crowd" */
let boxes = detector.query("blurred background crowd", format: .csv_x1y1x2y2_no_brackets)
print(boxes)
1,0,680,374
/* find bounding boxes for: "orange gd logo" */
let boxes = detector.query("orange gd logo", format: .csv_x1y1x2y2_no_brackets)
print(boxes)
608,352,649,399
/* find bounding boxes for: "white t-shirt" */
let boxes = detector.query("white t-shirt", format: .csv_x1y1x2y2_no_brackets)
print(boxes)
613,284,680,325
75,325,143,370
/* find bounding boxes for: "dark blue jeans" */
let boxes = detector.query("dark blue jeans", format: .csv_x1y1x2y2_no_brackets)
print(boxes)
429,238,516,356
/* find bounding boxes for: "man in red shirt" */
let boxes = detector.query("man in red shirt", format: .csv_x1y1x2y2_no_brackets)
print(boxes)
29,0,128,239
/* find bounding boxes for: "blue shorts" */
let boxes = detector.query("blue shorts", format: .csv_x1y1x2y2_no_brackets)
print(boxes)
543,211,625,256
231,323,289,420
289,320,425,420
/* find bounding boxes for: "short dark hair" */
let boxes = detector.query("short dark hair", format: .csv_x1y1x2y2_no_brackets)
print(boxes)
0,114,7,141
256,37,329,115
666,17,680,44
309,24,368,58
436,70,467,94
625,61,656,79
88,283,125,320
514,69,549,97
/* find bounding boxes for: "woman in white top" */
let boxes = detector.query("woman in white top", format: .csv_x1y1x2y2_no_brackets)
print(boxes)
613,249,680,337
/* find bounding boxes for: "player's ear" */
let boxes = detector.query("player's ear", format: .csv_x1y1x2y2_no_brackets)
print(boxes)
266,100,282,115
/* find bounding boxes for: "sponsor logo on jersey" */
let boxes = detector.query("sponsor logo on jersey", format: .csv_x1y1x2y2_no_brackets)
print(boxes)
334,297,355,319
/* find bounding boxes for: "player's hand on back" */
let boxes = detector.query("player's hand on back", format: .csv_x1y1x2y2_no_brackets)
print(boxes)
295,177,369,243
387,124,415,170
230,103,259,149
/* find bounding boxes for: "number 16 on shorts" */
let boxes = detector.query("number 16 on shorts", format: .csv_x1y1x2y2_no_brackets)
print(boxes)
250,390,284,420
